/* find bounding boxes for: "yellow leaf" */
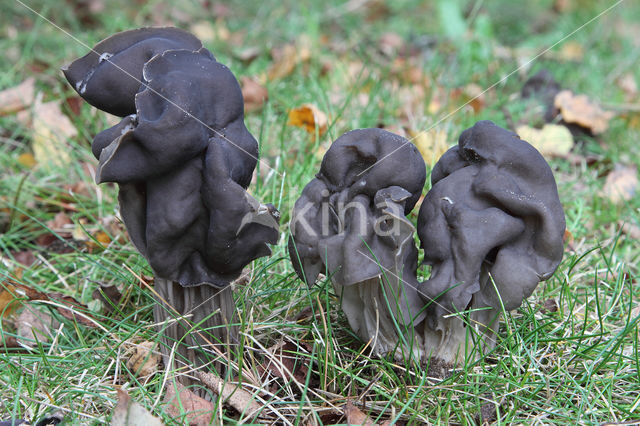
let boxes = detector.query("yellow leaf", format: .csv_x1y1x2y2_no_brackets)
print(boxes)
28,97,77,171
554,90,614,135
288,104,328,135
17,152,36,168
516,124,573,158
409,129,449,167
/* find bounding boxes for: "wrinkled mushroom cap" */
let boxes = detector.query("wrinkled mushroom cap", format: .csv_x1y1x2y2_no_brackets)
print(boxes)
62,27,203,117
418,120,565,320
289,128,426,287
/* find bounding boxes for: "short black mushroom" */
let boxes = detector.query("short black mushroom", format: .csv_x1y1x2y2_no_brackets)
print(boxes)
289,122,566,366
289,128,427,356
416,120,565,364
64,28,279,381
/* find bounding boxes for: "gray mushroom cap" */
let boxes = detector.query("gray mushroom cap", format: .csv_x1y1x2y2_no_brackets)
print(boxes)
417,120,566,322
62,27,203,117
289,128,426,288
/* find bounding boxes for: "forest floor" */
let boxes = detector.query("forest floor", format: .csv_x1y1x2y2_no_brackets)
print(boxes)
1,0,639,424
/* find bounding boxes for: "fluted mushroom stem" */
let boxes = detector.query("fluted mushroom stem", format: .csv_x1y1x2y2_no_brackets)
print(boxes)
152,278,237,386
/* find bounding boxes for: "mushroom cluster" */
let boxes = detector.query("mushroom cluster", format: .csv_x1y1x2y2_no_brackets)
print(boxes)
289,121,565,365
64,28,279,376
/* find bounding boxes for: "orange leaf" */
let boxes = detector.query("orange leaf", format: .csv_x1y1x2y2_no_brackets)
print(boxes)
288,104,328,135
554,90,614,134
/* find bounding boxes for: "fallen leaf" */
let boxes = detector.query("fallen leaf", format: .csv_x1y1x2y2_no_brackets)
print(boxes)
20,96,77,170
196,371,263,419
111,389,163,426
602,165,638,204
0,78,35,116
409,129,449,167
619,221,640,239
47,212,73,236
164,382,213,426
233,46,261,64
558,41,584,61
241,77,268,113
267,43,311,81
462,83,486,113
563,229,575,252
540,298,559,314
189,21,219,42
15,306,56,348
0,284,19,319
17,153,36,168
516,124,574,158
11,250,36,268
5,280,100,329
260,340,310,385
554,90,614,135
126,341,160,378
288,104,328,135
344,401,376,426
617,73,638,99
92,283,122,313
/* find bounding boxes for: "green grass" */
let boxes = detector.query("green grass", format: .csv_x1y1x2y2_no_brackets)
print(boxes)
1,0,640,424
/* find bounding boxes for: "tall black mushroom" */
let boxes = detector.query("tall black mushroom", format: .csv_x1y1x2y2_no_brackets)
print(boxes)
64,28,279,379
289,121,565,365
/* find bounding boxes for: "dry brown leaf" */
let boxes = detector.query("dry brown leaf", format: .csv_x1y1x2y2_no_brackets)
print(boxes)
5,280,100,329
409,129,449,167
261,340,310,385
267,43,311,81
619,221,640,240
0,78,35,116
126,341,160,378
516,124,574,158
164,382,213,426
241,77,268,113
344,401,376,426
288,104,328,135
196,371,263,419
0,284,19,319
92,283,122,313
554,90,614,135
111,389,163,426
16,306,56,348
47,211,73,236
602,165,638,205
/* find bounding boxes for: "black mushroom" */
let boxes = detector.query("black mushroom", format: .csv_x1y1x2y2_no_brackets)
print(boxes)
416,120,565,362
289,128,428,355
289,122,565,365
64,27,279,380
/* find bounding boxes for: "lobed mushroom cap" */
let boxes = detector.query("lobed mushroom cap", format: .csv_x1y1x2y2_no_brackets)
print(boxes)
289,128,426,287
62,27,203,117
417,120,565,320
64,27,278,288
